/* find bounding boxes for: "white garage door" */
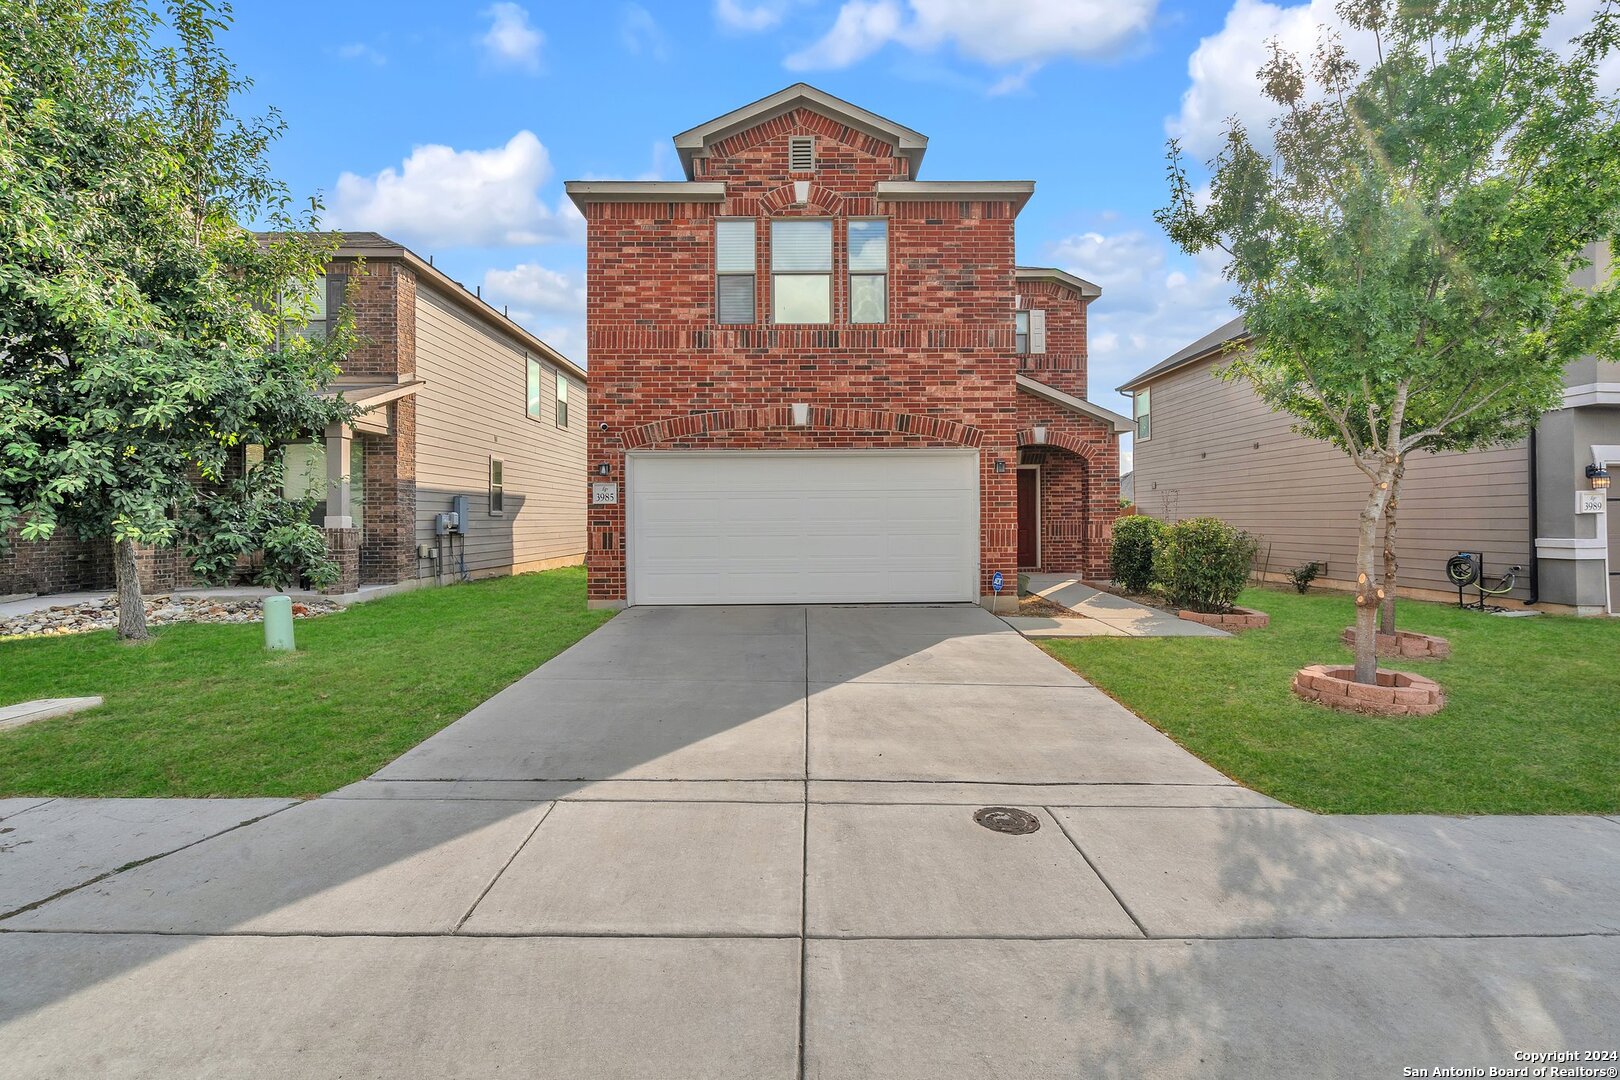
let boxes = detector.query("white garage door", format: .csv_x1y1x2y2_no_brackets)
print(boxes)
628,451,979,605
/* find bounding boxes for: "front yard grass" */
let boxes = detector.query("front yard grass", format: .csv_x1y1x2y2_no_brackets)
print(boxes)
0,567,612,798
1039,587,1620,815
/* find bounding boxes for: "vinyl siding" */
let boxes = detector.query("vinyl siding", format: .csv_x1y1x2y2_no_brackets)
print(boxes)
1133,353,1532,599
413,287,587,576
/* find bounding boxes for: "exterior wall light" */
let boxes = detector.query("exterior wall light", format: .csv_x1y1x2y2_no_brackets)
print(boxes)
1588,463,1611,490
596,462,612,477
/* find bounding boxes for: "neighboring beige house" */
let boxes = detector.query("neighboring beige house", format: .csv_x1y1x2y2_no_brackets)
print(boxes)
1121,251,1620,616
0,232,589,600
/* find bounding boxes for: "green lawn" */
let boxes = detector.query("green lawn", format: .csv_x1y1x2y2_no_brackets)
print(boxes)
1040,588,1620,815
0,567,613,798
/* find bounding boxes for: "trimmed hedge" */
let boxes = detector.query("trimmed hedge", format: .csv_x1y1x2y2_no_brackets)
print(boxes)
1153,517,1258,614
1110,515,1165,594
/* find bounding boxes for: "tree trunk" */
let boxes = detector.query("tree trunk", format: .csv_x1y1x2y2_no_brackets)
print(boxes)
1379,459,1405,635
1352,462,1398,684
113,539,150,642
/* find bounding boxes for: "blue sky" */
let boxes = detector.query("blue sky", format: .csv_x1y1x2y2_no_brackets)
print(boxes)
221,0,1612,472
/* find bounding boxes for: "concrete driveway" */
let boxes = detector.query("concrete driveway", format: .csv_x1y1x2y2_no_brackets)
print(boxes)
2,604,1618,1078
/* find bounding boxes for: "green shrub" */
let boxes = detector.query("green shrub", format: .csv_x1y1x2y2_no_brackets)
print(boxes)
1153,517,1258,614
1110,515,1166,593
1289,561,1322,593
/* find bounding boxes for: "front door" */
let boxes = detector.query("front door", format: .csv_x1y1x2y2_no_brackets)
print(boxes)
1017,467,1039,569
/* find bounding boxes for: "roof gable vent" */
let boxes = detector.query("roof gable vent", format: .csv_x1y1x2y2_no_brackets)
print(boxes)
789,136,815,173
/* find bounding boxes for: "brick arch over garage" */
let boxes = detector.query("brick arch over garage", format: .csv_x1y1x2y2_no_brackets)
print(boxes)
621,407,984,450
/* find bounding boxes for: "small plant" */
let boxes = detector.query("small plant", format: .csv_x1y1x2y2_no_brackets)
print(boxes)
1110,516,1165,594
1289,562,1322,594
1153,517,1258,614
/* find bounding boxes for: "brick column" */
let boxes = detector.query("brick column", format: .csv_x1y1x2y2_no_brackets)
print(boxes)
322,527,361,595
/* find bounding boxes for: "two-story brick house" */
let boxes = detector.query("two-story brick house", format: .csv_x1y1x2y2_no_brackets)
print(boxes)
566,85,1130,611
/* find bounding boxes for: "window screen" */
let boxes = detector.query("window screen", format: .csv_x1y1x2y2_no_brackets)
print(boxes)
771,219,832,323
715,220,756,324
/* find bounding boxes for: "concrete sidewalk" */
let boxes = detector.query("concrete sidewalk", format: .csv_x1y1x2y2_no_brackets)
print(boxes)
1003,573,1230,638
2,603,1616,1078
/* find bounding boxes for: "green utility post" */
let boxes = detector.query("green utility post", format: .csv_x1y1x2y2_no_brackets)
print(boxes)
263,595,296,652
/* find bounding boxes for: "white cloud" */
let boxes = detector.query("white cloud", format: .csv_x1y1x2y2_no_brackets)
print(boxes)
481,263,586,318
620,4,669,59
786,0,1156,72
715,0,797,32
329,132,582,249
481,2,543,72
1047,227,1236,412
1169,0,1620,158
335,42,386,66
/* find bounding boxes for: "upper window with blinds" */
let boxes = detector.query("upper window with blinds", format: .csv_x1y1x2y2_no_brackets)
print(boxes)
848,219,887,324
715,219,756,324
789,137,815,173
771,219,832,324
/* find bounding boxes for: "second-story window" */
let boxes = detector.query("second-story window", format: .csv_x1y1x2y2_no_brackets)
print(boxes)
555,371,569,428
1134,388,1152,441
1014,309,1046,355
716,219,756,324
772,219,832,324
526,356,542,420
848,219,887,324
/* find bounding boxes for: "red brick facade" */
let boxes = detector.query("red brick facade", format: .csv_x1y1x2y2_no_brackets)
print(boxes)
578,92,1124,605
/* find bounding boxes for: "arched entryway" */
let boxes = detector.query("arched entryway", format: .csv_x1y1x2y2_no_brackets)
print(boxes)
1016,427,1113,579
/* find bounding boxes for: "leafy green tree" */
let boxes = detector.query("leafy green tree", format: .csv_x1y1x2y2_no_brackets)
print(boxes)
1158,0,1620,682
0,0,355,640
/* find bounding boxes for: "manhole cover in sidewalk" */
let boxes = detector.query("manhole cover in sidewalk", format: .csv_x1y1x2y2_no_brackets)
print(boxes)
973,807,1041,834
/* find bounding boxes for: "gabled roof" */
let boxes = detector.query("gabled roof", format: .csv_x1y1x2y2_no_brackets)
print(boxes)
672,83,929,180
303,232,587,383
1116,315,1248,393
1015,375,1135,435
1016,266,1102,299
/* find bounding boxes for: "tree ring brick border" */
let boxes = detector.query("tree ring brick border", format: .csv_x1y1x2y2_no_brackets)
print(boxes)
1292,664,1445,716
1339,627,1451,659
1179,606,1270,631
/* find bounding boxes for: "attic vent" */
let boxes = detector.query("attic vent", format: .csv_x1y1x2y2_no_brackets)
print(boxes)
789,137,815,173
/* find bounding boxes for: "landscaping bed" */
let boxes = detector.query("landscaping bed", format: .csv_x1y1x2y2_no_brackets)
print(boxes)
0,567,612,798
0,594,339,641
1038,587,1620,814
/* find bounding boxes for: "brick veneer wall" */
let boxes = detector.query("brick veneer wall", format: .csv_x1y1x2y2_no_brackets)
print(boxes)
0,530,114,596
584,110,1024,606
1016,279,1091,398
331,256,418,586
1015,394,1121,579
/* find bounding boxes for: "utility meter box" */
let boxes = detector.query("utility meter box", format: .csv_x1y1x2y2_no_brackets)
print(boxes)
451,495,470,531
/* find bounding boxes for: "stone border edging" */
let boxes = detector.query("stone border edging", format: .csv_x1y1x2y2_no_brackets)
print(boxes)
1292,664,1445,716
1178,606,1270,631
1339,627,1451,659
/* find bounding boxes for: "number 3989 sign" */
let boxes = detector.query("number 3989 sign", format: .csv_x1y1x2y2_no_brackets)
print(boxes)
591,482,619,505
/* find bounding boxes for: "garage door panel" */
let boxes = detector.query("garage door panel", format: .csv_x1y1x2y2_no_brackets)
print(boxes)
630,452,977,606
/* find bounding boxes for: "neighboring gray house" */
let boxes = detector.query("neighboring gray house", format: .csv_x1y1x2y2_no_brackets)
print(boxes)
1120,247,1618,616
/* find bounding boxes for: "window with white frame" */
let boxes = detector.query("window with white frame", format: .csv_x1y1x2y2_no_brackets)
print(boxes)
1014,308,1046,355
526,356,542,420
1014,311,1030,354
716,219,756,324
1134,388,1152,441
555,371,569,428
771,219,832,324
489,457,504,515
848,219,887,324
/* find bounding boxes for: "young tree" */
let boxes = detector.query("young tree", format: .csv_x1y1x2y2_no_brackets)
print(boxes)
0,0,354,640
1159,0,1620,683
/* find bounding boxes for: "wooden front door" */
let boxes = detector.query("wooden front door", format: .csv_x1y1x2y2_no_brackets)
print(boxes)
1017,468,1039,569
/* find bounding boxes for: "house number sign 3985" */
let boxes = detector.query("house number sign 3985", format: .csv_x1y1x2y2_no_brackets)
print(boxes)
592,482,620,505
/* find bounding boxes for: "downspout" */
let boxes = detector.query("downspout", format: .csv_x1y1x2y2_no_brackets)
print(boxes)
1525,427,1540,605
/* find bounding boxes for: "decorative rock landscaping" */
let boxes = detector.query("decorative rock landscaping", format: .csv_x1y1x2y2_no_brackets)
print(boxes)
1291,664,1446,716
1339,626,1451,659
1178,606,1271,631
0,595,339,641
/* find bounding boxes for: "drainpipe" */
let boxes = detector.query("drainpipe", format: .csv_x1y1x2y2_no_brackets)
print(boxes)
1525,427,1540,605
